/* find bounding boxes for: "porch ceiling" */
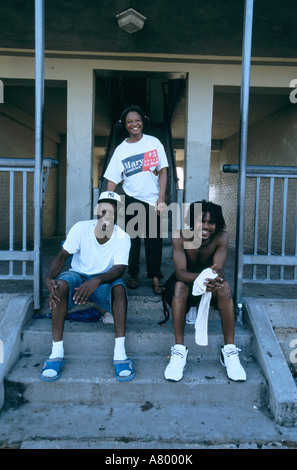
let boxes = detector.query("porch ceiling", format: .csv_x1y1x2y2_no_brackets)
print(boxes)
0,1,294,147
0,0,296,59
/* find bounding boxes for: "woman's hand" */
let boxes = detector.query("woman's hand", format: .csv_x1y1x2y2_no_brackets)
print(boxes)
155,196,166,214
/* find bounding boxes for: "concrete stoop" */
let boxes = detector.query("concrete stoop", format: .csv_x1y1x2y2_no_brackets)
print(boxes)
0,294,33,409
243,298,297,427
0,294,296,448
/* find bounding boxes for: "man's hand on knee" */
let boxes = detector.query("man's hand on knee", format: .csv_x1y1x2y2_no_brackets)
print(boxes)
46,279,62,310
73,278,100,305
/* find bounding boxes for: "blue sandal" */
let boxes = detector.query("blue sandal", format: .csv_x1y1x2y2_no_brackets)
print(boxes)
114,358,135,382
40,357,65,382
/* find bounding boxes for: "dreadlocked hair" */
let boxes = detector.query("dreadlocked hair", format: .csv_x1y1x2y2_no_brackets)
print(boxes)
189,200,226,232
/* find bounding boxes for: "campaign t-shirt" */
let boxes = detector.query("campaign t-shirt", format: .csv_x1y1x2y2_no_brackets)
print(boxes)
104,134,169,205
62,220,131,275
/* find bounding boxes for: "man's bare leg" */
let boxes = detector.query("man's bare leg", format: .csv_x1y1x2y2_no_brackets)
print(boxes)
112,284,127,339
172,281,189,345
215,281,235,345
41,280,68,380
51,280,69,342
215,281,246,381
112,284,134,379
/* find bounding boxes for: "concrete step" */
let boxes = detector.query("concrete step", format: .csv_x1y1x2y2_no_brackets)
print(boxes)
21,308,254,358
0,401,281,449
5,353,266,408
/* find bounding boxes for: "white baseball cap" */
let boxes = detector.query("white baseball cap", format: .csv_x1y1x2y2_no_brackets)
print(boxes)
97,191,122,206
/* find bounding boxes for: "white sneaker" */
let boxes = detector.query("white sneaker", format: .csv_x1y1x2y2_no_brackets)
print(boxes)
220,344,247,382
185,306,197,324
164,345,188,382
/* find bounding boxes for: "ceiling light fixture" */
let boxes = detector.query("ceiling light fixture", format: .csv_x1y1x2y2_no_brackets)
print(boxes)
116,8,146,34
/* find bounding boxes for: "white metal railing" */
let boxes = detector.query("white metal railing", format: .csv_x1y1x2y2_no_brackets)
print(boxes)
0,158,59,306
223,164,297,285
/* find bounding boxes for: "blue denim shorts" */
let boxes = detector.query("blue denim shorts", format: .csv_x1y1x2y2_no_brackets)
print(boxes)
56,270,127,312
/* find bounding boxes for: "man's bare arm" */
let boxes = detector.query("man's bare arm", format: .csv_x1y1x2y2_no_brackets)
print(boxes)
204,231,228,292
211,231,229,278
45,248,71,309
106,180,117,192
172,234,199,284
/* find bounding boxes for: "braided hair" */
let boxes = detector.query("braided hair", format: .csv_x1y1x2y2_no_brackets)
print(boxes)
117,105,149,130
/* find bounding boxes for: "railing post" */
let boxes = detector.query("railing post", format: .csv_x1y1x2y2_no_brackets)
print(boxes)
234,0,254,323
33,0,45,310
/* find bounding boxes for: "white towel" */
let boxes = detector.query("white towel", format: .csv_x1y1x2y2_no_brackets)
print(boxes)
192,268,218,346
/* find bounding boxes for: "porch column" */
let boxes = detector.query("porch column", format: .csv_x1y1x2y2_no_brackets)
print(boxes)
184,71,214,203
66,69,95,232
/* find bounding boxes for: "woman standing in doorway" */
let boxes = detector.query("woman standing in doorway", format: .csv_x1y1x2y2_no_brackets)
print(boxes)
104,105,168,294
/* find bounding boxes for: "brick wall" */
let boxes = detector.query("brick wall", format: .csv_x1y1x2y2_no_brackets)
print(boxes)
210,104,297,253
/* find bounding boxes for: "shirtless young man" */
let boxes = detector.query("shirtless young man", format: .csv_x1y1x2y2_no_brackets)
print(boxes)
164,200,246,383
